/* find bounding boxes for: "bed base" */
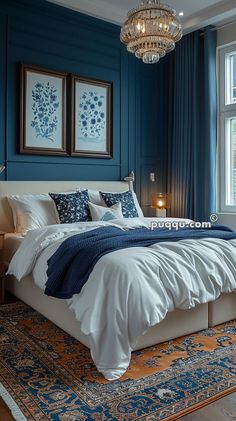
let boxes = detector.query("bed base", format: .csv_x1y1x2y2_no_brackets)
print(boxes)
208,293,236,327
6,275,90,347
6,275,209,350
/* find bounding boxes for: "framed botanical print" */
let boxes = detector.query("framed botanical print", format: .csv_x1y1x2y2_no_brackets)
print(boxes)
71,76,113,158
20,64,67,155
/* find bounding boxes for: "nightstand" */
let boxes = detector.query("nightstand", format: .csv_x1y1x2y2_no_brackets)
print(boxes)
0,232,5,304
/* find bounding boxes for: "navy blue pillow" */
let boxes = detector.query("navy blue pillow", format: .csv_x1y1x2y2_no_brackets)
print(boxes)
49,191,90,223
100,191,139,218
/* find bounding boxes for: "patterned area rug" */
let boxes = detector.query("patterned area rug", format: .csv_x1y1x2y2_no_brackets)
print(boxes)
0,302,235,420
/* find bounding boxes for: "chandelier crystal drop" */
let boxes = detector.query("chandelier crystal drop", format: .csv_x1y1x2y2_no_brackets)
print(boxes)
120,0,182,64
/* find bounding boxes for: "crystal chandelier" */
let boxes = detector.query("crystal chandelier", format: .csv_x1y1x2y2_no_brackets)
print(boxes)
120,0,182,64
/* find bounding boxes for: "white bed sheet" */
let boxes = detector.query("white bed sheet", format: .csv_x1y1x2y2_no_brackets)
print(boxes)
7,218,236,380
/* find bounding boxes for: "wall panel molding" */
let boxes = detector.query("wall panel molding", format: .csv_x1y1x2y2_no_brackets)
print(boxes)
4,0,120,37
0,0,167,208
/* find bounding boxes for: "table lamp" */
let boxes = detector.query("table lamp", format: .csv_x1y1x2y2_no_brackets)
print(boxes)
151,193,170,217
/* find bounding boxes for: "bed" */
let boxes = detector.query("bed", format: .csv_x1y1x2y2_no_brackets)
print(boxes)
1,180,236,380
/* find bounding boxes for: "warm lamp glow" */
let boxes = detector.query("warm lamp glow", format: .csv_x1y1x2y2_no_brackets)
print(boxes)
157,199,165,208
151,193,170,209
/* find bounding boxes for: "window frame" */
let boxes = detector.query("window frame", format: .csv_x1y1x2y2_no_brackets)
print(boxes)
218,42,236,213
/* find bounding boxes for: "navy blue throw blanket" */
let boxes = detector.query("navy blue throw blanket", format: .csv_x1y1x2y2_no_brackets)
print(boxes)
45,225,236,299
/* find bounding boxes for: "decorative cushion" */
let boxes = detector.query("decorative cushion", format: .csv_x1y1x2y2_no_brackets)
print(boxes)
88,202,123,221
7,194,58,233
49,191,90,223
100,190,139,218
87,189,144,217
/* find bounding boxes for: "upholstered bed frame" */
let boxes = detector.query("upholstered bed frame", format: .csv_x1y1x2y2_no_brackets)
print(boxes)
0,180,235,352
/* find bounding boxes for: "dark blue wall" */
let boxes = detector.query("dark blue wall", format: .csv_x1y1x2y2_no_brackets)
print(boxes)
0,0,168,210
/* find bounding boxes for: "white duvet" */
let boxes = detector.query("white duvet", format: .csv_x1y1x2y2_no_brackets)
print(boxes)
7,218,236,380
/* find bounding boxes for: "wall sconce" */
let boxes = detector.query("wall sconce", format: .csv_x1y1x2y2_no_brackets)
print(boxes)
151,193,170,217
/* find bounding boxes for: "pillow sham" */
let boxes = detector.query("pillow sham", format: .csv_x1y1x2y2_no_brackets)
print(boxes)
87,189,144,217
7,194,58,233
100,190,139,218
49,190,90,223
88,202,123,221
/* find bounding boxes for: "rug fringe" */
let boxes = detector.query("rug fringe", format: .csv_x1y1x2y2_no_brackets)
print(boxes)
0,383,27,421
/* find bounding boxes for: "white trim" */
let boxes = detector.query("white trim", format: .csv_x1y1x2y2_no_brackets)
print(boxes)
219,113,236,212
217,40,236,51
0,383,27,421
218,41,236,213
218,44,236,112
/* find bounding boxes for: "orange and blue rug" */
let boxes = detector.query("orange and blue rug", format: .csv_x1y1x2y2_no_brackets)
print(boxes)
0,301,235,420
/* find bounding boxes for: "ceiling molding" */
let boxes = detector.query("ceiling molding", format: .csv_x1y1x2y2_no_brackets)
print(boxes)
183,0,236,33
47,0,236,33
47,0,125,25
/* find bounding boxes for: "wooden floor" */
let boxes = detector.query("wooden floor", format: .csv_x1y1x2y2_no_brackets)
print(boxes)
0,294,235,420
178,392,236,420
0,398,14,421
0,293,17,420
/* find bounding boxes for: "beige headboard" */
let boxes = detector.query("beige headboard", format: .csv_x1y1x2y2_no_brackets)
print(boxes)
0,180,130,233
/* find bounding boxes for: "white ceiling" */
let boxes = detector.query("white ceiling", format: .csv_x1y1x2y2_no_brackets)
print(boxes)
47,0,236,33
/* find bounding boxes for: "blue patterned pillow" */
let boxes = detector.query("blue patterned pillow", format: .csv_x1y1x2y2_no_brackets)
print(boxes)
49,191,90,223
100,191,139,218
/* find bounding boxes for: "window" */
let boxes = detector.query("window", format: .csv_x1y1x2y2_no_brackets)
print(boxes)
218,43,236,211
225,52,236,105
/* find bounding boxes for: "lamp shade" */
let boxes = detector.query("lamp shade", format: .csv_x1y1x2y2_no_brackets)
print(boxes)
151,193,170,209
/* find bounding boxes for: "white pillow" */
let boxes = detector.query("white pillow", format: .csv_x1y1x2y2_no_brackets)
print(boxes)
87,189,144,217
7,194,58,233
88,202,123,221
86,189,103,206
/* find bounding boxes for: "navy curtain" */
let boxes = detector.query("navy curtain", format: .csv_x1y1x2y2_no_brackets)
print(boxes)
167,27,217,221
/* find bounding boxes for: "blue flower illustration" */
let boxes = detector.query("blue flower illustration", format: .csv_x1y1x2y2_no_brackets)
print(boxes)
79,90,105,139
30,81,59,142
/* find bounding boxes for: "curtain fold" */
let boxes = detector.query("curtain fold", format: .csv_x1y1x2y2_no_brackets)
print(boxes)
167,27,217,221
